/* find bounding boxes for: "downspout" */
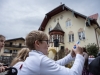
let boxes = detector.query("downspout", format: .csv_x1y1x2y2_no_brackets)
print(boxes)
95,27,99,47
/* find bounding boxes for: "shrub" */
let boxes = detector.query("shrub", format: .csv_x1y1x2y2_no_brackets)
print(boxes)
85,43,99,57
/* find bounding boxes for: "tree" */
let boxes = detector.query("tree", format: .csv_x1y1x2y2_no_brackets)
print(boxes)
85,43,99,57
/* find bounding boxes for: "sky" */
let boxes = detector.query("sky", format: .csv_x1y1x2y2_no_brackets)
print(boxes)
0,0,100,40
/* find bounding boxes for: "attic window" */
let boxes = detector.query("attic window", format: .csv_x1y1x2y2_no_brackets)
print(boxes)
66,20,71,27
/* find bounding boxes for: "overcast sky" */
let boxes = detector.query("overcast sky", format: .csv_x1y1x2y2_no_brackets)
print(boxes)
0,0,100,40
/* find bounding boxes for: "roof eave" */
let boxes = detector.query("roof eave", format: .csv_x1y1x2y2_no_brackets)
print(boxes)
6,37,25,42
38,4,98,31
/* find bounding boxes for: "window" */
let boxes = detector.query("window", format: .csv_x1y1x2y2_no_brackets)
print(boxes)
66,20,71,27
78,32,85,40
4,49,10,53
12,50,17,53
50,35,64,43
19,43,22,47
49,35,54,42
49,35,52,42
69,34,74,42
10,42,13,46
51,35,53,42
59,35,60,42
0,57,2,60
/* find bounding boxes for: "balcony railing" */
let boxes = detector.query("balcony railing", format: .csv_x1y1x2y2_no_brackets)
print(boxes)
5,44,26,48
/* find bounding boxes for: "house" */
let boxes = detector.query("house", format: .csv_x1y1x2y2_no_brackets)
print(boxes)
38,4,100,59
0,37,26,64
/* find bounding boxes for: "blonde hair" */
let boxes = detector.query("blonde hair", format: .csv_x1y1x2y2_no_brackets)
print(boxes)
10,48,30,66
25,30,48,50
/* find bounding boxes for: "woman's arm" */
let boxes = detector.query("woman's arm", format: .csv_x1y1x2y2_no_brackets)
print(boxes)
56,53,75,66
41,54,85,75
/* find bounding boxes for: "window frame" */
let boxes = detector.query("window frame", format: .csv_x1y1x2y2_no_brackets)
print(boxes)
78,31,85,40
4,49,11,53
68,34,74,42
66,20,71,27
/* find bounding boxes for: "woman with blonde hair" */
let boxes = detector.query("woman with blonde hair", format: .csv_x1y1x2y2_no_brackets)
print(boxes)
10,48,30,71
18,30,85,75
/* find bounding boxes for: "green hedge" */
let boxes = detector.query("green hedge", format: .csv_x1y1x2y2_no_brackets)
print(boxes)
85,43,99,57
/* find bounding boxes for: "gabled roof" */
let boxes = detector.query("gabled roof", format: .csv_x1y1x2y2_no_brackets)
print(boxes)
6,37,25,42
89,13,98,20
38,4,98,31
50,22,64,32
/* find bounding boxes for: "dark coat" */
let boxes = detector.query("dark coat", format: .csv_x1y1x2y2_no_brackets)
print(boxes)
89,56,100,75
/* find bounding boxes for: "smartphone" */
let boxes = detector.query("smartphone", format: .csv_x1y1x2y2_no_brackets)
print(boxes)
73,41,80,49
3,64,8,66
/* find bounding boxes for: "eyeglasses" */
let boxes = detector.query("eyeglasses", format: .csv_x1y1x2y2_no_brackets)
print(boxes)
39,40,49,44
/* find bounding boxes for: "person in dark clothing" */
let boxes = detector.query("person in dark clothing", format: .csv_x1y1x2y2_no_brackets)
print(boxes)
89,56,100,75
82,47,89,75
97,52,100,56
